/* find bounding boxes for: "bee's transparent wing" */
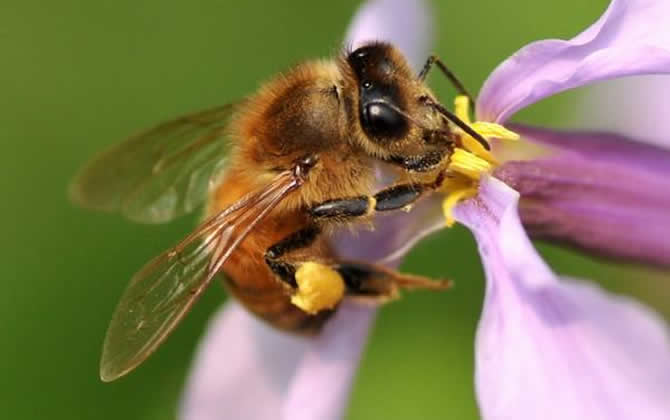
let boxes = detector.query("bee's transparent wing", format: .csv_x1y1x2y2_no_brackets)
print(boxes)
100,171,300,382
70,103,239,223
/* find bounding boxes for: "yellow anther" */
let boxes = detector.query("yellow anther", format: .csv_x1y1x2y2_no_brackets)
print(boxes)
451,95,519,164
454,95,472,123
291,262,345,314
449,148,492,180
442,187,477,227
441,96,520,228
461,135,498,164
439,175,472,194
470,122,520,142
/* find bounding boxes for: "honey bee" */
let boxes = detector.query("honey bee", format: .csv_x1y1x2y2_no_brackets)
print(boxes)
70,42,490,382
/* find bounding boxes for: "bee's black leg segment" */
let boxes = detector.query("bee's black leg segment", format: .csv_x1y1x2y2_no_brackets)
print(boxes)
309,174,445,224
265,225,321,288
308,186,425,223
417,55,475,108
309,196,372,221
267,225,321,260
373,184,424,211
336,262,452,301
265,260,298,288
336,263,376,292
373,172,445,212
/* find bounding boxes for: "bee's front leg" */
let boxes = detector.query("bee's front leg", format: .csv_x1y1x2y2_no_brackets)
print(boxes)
310,172,446,222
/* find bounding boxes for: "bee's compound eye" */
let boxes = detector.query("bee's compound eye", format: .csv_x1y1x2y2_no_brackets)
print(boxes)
353,49,369,60
362,102,407,139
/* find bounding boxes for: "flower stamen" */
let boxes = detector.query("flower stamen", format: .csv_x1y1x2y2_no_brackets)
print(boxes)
449,148,492,180
442,187,477,227
441,95,519,226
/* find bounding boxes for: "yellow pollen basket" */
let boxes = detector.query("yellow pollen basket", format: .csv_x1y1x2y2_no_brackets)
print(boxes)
291,262,345,314
441,96,519,227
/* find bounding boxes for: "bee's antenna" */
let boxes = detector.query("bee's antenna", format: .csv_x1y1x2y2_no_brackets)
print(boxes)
376,101,452,146
382,100,489,150
379,102,429,131
420,97,491,151
417,56,476,109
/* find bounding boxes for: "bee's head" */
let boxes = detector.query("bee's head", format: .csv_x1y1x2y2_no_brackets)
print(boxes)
340,42,450,162
347,43,411,142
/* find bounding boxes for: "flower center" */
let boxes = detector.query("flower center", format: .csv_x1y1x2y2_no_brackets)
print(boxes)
441,96,519,226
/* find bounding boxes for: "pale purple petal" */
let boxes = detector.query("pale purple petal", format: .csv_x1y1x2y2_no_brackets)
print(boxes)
282,303,376,419
477,0,670,123
497,124,670,266
179,302,310,420
345,0,432,70
575,75,670,150
454,177,670,420
179,301,375,420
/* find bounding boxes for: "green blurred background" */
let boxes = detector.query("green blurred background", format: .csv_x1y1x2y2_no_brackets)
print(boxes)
2,0,668,419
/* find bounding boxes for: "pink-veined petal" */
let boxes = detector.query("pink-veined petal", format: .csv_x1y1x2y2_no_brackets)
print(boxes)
454,177,670,420
477,0,670,123
345,0,432,71
496,124,670,267
179,301,375,420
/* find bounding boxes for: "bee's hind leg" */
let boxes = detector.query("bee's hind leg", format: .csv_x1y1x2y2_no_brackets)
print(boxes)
265,175,453,313
336,261,452,304
264,224,322,289
264,227,450,313
264,225,351,314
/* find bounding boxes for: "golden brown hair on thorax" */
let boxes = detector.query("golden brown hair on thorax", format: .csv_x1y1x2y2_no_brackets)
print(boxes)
232,60,348,170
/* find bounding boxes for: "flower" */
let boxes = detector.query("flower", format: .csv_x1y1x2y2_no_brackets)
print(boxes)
179,1,670,419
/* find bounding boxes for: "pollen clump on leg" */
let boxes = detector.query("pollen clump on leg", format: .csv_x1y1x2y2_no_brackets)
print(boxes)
291,262,345,314
442,96,519,227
